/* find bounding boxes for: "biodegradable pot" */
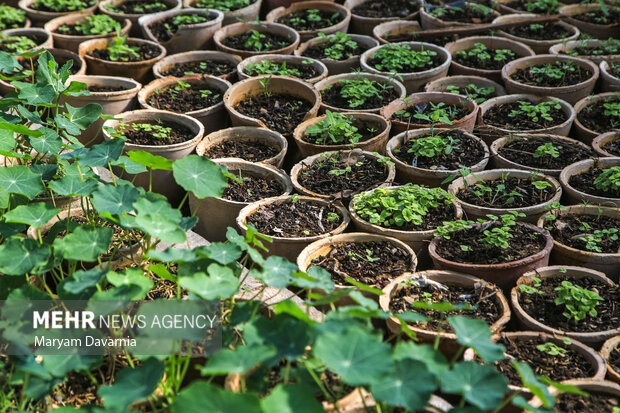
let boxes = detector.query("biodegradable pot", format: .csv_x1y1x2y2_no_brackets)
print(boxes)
314,72,406,114
529,380,620,411
593,131,620,157
294,33,379,75
64,75,141,147
1,27,52,52
344,0,419,36
380,92,478,135
573,92,620,144
600,58,620,93
237,54,328,84
424,75,507,98
559,3,620,39
360,41,451,93
290,150,396,200
600,336,620,384
44,11,131,53
495,0,559,15
189,159,292,243
512,265,619,346
184,0,262,26
493,13,580,54
559,157,620,206
102,109,204,203
386,128,489,187
293,111,390,157
380,271,511,350
372,20,421,45
448,168,562,223
18,0,99,26
137,75,231,134
549,39,620,65
152,50,241,80
419,3,501,30
79,37,166,83
328,392,452,413
536,204,620,280
139,8,223,54
266,1,351,41
477,94,575,144
444,36,535,84
99,0,181,37
213,22,300,60
236,195,350,261
490,134,594,177
195,126,288,168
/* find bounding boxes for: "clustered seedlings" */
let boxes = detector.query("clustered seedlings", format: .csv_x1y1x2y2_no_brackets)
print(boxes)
544,209,620,254
565,38,620,57
368,44,442,73
31,0,95,12
221,170,284,203
484,99,567,130
0,34,38,54
510,61,593,87
321,76,399,110
504,22,574,41
302,32,365,61
103,0,170,14
497,135,594,170
88,32,160,62
577,95,620,133
195,0,254,12
505,0,559,14
303,110,379,146
149,14,213,42
454,43,517,71
244,59,317,80
222,27,292,53
429,3,496,23
568,165,620,198
161,59,237,77
147,80,222,113
392,98,470,125
56,14,121,36
445,83,497,104
277,8,343,31
571,6,620,25
0,5,27,30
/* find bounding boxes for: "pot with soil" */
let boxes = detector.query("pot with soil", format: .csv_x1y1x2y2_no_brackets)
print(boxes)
315,72,406,114
99,0,181,37
138,8,223,54
184,0,262,26
102,109,204,203
559,3,620,40
593,131,620,157
477,94,575,144
424,75,506,105
189,159,292,242
0,28,52,54
344,0,420,36
360,41,451,93
213,22,300,60
537,204,620,280
152,50,241,80
44,12,131,54
237,54,327,84
529,379,620,412
79,36,166,82
448,168,562,223
574,92,620,143
512,265,619,347
196,126,288,168
290,149,396,201
444,36,535,84
138,75,231,134
559,157,620,206
266,1,350,42
419,2,500,30
236,195,350,261
0,4,30,30
372,19,421,44
293,110,390,157
496,0,561,15
64,74,142,147
493,13,580,54
380,92,478,135
386,128,489,187
549,39,620,65
601,336,620,383
18,0,99,26
600,58,620,92
294,33,379,75
490,134,595,177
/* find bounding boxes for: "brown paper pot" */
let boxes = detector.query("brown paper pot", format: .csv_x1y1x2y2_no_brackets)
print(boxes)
372,20,421,45
600,58,620,93
559,3,620,39
573,92,620,144
213,22,300,60
558,157,620,207
237,54,328,84
184,0,262,26
600,336,620,383
549,39,620,65
1,27,52,52
99,0,181,37
19,0,99,26
344,0,419,36
189,159,292,242
528,380,620,411
419,3,500,30
424,75,507,98
152,50,241,80
592,131,620,157
266,1,351,41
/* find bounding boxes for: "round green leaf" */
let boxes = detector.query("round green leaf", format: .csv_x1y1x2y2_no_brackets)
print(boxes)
172,155,227,199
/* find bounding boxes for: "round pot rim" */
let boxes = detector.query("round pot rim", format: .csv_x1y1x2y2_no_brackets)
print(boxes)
424,74,507,95
372,19,421,43
213,21,301,56
265,0,351,37
294,33,379,64
44,12,131,41
573,92,620,137
419,2,500,26
80,37,167,66
381,91,478,126
559,3,620,28
139,7,224,45
67,74,142,97
152,50,242,78
558,157,620,204
19,0,99,17
360,41,452,76
237,54,328,83
98,0,181,18
592,131,620,157
493,13,580,44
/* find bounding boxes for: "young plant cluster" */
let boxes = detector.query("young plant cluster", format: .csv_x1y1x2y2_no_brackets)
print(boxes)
370,44,439,73
304,110,362,145
314,32,359,60
554,281,604,323
245,60,304,77
196,0,252,12
57,14,121,36
107,32,140,62
446,83,495,104
0,5,27,30
509,100,562,123
520,0,559,14
455,42,516,69
32,0,93,12
327,77,393,108
406,133,460,160
593,165,620,193
163,14,211,34
0,34,37,54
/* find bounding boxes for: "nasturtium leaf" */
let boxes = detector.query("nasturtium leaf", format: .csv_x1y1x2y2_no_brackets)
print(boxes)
446,408,486,413
314,327,392,386
58,268,107,296
370,359,436,411
447,316,505,363
261,385,325,413
199,242,242,265
133,196,181,222
19,83,56,105
49,175,98,197
0,120,43,137
0,51,21,73
511,396,555,413
65,103,102,130
0,237,50,275
146,247,197,263
512,361,554,408
0,166,44,199
0,129,15,152
251,256,298,289
273,300,314,324
107,268,154,298
90,284,144,302
127,150,173,170
172,155,227,199
91,182,140,215
201,344,277,375
179,264,238,300
172,382,262,413
55,114,81,136
17,105,43,124
393,341,449,378
30,164,58,182
134,213,186,243
293,265,334,292
4,203,60,228
348,290,379,309
42,354,101,378
27,126,63,155
111,155,147,174
243,314,311,362
53,226,113,262
440,361,508,410
68,138,124,167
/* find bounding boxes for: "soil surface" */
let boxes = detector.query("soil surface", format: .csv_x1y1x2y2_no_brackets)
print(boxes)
277,9,343,31
351,0,418,18
511,62,593,87
392,102,470,124
457,176,556,208
564,45,619,56
321,82,399,111
390,281,503,332
147,264,180,300
572,9,620,25
554,392,620,413
454,47,518,71
518,275,620,332
505,0,558,13
244,61,318,80
146,84,222,113
246,199,342,237
602,137,620,156
302,119,382,145
483,100,568,130
103,0,171,14
393,130,485,170
611,345,620,375
87,85,128,92
497,135,594,170
234,94,312,137
89,43,161,62
161,60,237,77
221,32,292,52
411,32,494,46
368,51,443,73
222,173,284,203
302,38,367,60
547,214,620,253
504,22,574,40
31,0,95,12
204,140,279,162
311,240,412,288
435,222,547,265
568,167,620,198
118,120,194,145
149,15,212,42
577,97,620,134
429,5,496,23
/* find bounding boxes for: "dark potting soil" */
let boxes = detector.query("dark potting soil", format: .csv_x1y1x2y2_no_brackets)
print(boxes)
568,167,620,198
483,100,568,130
494,335,595,386
234,94,312,137
411,32,494,47
497,135,594,170
610,64,620,79
119,121,194,145
68,216,141,255
321,83,399,111
244,61,318,80
504,22,574,41
368,51,443,73
297,152,388,197
602,137,620,156
435,222,547,265
147,264,181,300
302,119,382,145
510,63,593,87
221,174,284,203
302,38,367,60
148,15,212,42
505,0,558,13
221,32,292,52
389,281,503,332
392,102,470,124
203,140,279,162
277,9,343,31
103,0,171,14
429,5,496,23
87,85,128,92
554,392,620,413
454,48,518,71
351,0,418,18
393,130,485,170
611,345,620,375
88,43,161,62
146,85,222,113
311,240,412,288
577,97,620,134
31,0,95,12
564,45,619,57
246,199,342,237
456,176,556,208
161,60,237,77
572,9,620,25
547,214,620,253
518,276,620,333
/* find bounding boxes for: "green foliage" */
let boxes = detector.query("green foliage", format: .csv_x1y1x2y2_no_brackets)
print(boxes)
455,42,516,63
104,0,167,13
445,83,495,104
244,30,268,52
533,142,561,158
519,276,543,295
406,133,460,158
594,166,620,192
397,101,460,125
0,5,27,30
32,0,92,12
107,31,140,62
371,44,438,72
536,342,568,357
528,61,579,83
509,100,562,123
245,60,302,77
304,110,362,145
554,280,604,323
0,34,37,54
58,14,120,36
522,0,559,13
195,0,251,12
328,76,393,108
580,228,619,252
316,32,358,60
